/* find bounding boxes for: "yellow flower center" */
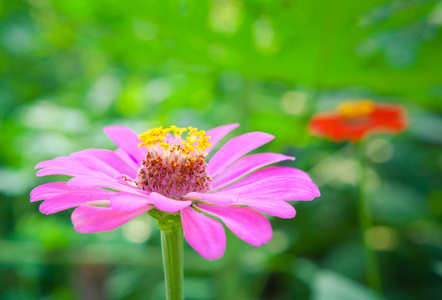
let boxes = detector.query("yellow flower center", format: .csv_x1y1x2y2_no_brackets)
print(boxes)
138,125,212,155
338,100,375,119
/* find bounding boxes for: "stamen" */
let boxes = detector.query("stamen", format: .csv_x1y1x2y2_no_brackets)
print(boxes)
187,126,198,136
136,125,213,199
166,125,187,138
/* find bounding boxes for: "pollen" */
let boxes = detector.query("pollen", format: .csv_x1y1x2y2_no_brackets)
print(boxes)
138,126,212,153
136,126,213,199
338,100,375,119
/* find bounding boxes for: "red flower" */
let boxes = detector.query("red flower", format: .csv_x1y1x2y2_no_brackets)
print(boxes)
308,100,408,142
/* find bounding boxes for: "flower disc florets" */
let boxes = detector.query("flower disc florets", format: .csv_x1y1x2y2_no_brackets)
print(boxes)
338,100,375,119
136,126,213,199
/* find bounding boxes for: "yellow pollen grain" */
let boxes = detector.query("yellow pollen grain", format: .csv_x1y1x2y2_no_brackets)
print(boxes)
166,125,187,138
187,126,198,136
338,100,375,119
138,125,212,152
160,142,170,151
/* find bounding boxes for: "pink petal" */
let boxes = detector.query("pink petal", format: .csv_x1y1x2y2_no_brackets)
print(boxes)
69,155,121,177
35,153,112,176
36,157,99,177
103,126,146,165
216,177,318,201
208,132,274,177
204,123,239,154
188,174,318,207
149,192,192,213
31,182,70,202
212,153,294,189
110,192,152,211
115,148,140,171
221,166,320,198
40,190,115,214
36,157,76,169
198,204,272,247
36,167,94,177
236,197,296,218
68,176,147,195
181,207,226,260
72,205,152,233
184,192,237,205
225,166,314,189
72,149,138,178
36,156,121,178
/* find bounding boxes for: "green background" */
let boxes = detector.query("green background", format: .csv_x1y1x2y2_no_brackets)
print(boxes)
1,0,441,299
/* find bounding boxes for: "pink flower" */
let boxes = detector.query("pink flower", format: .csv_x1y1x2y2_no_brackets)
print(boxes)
31,124,320,260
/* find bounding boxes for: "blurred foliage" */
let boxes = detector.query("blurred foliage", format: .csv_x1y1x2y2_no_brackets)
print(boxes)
1,0,441,299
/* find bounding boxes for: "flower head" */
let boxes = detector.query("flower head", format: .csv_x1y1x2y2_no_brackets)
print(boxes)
308,100,407,142
137,126,212,198
31,124,320,260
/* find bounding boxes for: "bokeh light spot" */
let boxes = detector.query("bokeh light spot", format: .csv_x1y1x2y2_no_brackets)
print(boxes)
280,91,307,115
366,138,394,163
122,218,152,244
132,19,158,41
266,230,290,254
210,0,243,33
365,226,399,251
253,16,275,49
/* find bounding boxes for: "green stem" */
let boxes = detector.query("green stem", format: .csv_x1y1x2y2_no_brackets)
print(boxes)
157,214,184,300
357,142,382,295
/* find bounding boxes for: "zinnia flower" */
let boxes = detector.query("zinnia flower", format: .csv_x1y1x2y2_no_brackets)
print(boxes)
31,124,320,259
308,100,407,142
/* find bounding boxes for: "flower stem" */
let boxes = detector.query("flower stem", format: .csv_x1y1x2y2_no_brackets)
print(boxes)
357,142,382,295
157,213,184,300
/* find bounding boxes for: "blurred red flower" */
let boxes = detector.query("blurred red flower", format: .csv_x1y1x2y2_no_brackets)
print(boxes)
308,100,408,142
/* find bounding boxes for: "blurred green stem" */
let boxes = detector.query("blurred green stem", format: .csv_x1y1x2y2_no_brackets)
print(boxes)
240,78,252,134
157,214,184,300
357,141,382,295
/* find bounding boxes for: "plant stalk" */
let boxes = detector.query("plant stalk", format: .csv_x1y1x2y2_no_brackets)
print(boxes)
158,214,184,300
357,141,382,295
